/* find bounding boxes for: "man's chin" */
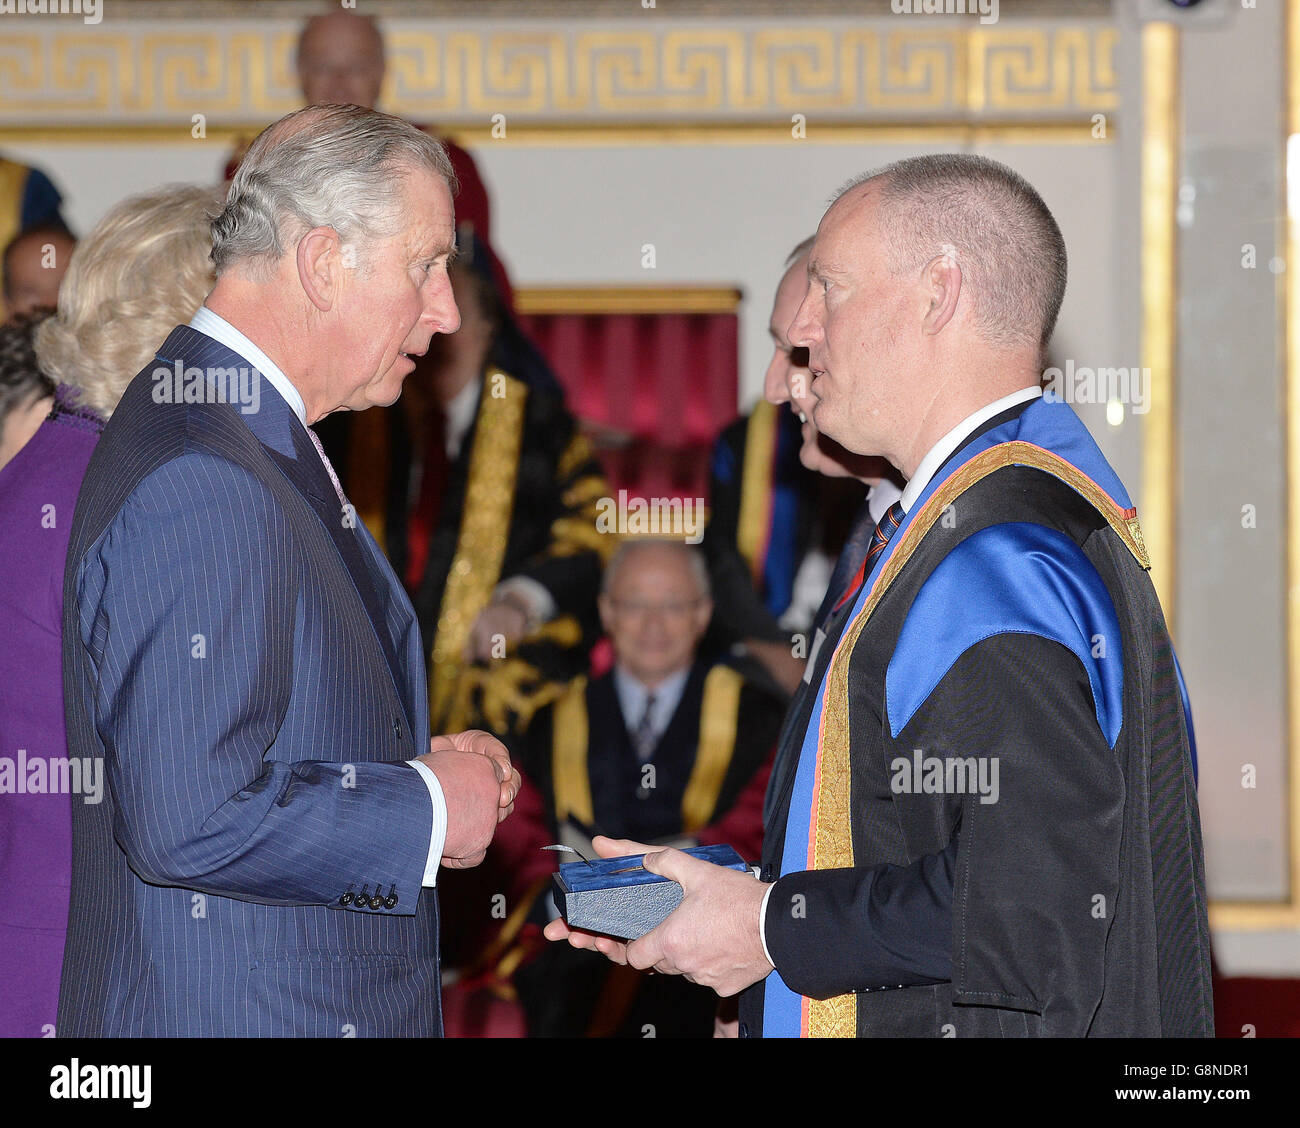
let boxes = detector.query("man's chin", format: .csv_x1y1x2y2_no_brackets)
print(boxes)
358,370,411,410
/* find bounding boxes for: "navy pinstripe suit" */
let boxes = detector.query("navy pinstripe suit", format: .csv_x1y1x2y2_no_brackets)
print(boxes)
58,326,442,1037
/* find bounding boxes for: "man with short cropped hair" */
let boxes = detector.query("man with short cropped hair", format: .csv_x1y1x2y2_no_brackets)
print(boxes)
548,154,1214,1039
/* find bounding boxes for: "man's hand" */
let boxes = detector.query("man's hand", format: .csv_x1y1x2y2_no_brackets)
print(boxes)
427,729,519,818
465,598,530,661
419,730,521,869
542,836,775,997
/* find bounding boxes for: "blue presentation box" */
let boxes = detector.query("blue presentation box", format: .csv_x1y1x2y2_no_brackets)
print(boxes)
551,843,750,940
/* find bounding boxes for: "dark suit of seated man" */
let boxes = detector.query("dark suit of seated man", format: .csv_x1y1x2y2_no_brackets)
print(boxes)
57,104,520,1038
492,539,783,1037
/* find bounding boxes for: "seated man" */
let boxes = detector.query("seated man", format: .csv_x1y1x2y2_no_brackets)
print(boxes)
502,539,784,1037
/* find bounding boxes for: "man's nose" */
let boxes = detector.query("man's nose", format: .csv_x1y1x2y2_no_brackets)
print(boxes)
788,294,819,349
764,352,790,405
427,282,460,335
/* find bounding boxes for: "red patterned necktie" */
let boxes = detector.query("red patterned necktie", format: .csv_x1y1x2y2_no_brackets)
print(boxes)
832,499,906,614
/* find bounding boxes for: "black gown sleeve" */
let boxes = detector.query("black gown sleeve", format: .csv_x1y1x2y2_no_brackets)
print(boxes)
764,630,1122,1032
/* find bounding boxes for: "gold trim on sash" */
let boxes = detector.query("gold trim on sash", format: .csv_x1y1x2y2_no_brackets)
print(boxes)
428,369,527,730
680,665,744,833
736,400,778,584
552,676,593,827
807,442,1149,1038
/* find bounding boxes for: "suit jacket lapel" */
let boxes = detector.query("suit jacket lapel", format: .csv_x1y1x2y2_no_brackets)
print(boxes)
155,326,420,741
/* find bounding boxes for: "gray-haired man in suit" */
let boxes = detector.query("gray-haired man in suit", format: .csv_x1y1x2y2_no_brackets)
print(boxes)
59,104,519,1037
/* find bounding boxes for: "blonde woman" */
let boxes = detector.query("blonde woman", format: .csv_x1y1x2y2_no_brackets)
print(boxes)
0,183,219,1037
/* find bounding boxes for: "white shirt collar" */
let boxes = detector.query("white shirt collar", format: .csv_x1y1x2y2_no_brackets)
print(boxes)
189,306,308,428
866,475,904,525
612,663,692,740
898,385,1042,513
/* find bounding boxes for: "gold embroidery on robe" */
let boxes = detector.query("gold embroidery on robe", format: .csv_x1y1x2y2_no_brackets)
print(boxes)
681,665,743,833
0,160,32,309
428,369,527,730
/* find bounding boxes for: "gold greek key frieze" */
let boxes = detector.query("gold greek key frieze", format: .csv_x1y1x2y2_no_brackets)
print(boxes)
0,23,1118,129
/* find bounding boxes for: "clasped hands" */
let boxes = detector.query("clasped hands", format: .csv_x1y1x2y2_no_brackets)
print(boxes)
418,729,520,869
543,835,775,998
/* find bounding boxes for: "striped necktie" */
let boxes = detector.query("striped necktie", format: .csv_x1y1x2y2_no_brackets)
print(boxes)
632,693,658,764
832,499,905,614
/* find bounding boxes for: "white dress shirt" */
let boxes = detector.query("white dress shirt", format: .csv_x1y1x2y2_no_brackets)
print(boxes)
612,664,692,759
190,305,308,427
189,306,449,887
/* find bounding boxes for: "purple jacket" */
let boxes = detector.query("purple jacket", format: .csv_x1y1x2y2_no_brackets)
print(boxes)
0,387,101,1037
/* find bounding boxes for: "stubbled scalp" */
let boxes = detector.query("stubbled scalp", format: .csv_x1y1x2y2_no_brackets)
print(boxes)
831,154,1067,356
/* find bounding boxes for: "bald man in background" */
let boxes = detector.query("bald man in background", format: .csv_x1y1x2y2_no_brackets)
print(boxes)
224,9,493,248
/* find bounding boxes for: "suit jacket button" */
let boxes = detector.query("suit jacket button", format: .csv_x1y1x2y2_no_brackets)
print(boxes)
369,893,383,909
340,887,354,906
393,718,402,740
356,885,369,908
385,892,399,909
738,1022,749,1038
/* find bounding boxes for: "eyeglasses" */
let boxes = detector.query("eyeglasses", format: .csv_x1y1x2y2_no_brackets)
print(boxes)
606,597,706,620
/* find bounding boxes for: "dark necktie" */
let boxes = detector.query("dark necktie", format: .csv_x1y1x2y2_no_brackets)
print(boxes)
832,499,906,615
814,497,877,629
632,693,658,763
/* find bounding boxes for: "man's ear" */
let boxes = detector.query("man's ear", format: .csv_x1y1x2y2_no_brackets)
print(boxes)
921,247,962,336
296,227,342,313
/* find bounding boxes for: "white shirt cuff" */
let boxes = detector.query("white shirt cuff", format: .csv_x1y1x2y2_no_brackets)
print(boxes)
494,575,556,630
407,758,449,887
759,881,776,968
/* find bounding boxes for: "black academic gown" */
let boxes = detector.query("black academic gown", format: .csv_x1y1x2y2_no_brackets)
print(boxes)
740,400,1214,1038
